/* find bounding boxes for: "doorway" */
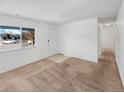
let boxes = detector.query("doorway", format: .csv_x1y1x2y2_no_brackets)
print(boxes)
98,23,117,58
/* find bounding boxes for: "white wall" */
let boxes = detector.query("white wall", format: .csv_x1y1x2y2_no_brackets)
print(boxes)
101,25,115,50
57,18,98,62
98,25,102,58
0,14,56,73
116,0,124,86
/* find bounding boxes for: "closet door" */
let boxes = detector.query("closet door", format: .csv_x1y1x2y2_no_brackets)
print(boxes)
48,27,57,56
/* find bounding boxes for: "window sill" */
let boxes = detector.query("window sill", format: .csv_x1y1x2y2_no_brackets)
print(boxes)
0,46,36,53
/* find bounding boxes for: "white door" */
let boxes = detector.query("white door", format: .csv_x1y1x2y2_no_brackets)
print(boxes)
48,28,57,56
101,24,115,50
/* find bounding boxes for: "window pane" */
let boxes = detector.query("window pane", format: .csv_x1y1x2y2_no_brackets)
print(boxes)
22,28,35,47
0,26,21,50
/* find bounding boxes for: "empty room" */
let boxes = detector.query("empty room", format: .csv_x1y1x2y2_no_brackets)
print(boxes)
0,0,124,92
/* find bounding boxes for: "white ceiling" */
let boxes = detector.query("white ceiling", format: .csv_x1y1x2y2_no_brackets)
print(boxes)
0,0,123,24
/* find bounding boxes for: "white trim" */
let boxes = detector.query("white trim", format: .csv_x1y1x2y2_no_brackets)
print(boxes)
0,46,36,53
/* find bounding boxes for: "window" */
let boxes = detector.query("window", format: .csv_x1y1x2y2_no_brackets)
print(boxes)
0,25,35,52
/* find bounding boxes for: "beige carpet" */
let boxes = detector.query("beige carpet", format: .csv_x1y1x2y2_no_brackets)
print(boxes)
48,54,69,63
